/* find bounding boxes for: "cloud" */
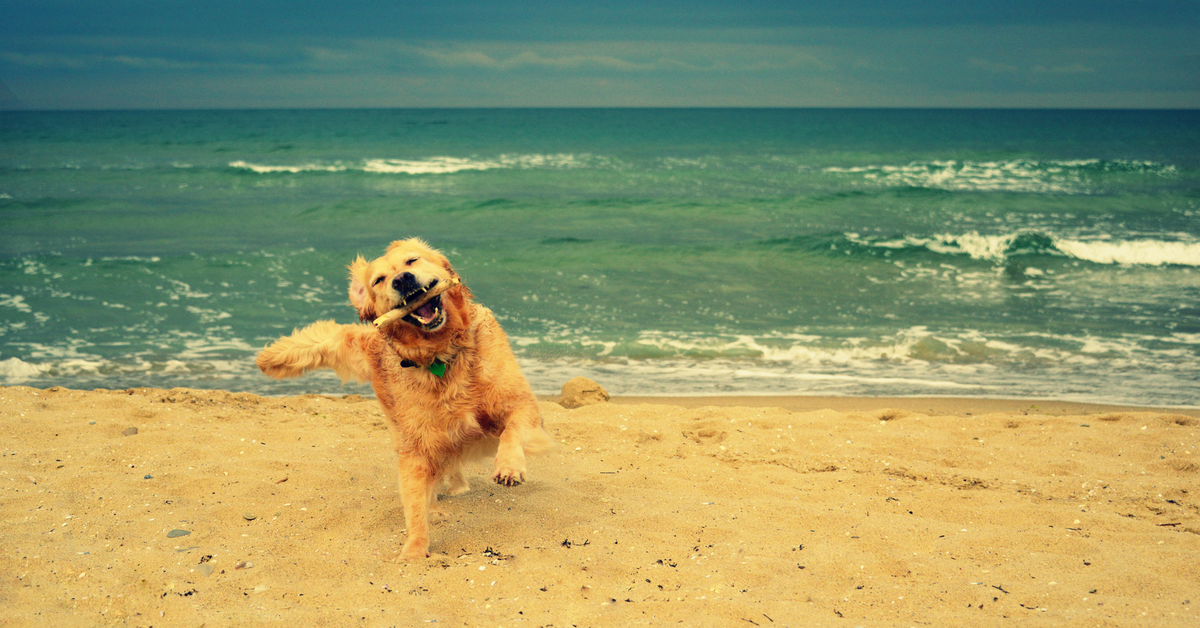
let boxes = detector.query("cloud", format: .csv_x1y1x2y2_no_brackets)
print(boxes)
2,38,829,77
968,58,1019,74
1,14,1194,109
415,48,651,71
1031,63,1094,75
967,58,1096,80
0,51,91,69
405,41,827,73
0,39,301,75
0,50,200,71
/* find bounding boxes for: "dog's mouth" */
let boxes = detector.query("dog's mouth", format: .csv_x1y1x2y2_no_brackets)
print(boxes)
396,283,446,331
402,295,445,330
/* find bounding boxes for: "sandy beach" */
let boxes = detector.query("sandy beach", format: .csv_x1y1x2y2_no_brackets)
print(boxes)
2,384,1198,627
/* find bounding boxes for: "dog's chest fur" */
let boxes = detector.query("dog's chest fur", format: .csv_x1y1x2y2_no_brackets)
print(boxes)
368,307,507,453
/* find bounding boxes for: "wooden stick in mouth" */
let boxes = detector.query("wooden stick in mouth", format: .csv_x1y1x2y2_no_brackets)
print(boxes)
372,277,461,329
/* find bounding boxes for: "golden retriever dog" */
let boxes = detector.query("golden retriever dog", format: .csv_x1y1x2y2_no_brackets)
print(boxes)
255,238,552,560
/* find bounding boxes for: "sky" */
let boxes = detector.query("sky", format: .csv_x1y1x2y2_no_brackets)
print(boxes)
1,1,1197,109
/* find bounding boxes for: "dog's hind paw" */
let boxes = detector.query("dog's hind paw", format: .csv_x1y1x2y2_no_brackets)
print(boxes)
398,539,431,561
445,474,471,495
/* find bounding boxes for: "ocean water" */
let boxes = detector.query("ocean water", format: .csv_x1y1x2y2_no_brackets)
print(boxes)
1,108,1198,406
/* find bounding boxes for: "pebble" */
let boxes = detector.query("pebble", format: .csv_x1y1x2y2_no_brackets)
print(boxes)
196,564,215,577
167,529,191,538
235,560,255,570
243,513,257,521
122,427,138,436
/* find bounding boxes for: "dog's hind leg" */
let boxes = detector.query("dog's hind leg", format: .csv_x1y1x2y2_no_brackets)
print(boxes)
444,463,471,496
396,456,440,560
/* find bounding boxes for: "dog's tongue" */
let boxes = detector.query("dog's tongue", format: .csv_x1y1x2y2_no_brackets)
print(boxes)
413,301,438,323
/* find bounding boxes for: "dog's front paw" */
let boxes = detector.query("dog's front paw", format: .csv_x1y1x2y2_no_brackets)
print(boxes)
492,465,526,486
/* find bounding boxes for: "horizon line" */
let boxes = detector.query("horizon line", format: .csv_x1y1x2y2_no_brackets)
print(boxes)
4,105,1199,113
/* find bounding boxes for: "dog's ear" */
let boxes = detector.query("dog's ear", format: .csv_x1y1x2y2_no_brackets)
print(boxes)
440,254,457,279
438,255,473,303
347,255,376,321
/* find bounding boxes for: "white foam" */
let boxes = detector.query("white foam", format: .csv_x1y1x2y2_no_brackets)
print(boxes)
730,368,990,390
160,278,211,299
100,255,162,263
510,325,1191,389
846,232,1016,263
1166,332,1200,345
362,157,499,174
0,293,33,314
497,153,588,169
57,358,106,372
515,327,998,367
0,357,46,381
848,231,1200,266
230,154,591,176
930,233,1015,263
185,306,233,324
823,159,1174,194
229,160,347,173
1053,238,1200,266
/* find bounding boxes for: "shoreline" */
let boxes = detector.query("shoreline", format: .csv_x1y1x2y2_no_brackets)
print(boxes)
3,384,1197,626
598,395,1200,417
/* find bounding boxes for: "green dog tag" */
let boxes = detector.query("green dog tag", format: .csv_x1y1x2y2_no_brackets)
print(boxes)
429,361,447,378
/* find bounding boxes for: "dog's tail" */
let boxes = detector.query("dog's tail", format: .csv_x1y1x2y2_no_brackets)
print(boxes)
256,320,374,383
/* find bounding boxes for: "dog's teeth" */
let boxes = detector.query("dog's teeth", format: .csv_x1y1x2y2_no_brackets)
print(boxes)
372,277,460,329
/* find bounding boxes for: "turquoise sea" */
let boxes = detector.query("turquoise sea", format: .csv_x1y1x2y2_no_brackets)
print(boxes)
2,109,1198,406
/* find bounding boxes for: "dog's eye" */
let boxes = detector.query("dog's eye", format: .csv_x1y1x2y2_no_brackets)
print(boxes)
372,276,385,286
405,256,419,265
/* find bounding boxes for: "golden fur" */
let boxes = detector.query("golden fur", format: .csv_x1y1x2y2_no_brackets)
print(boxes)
256,238,552,560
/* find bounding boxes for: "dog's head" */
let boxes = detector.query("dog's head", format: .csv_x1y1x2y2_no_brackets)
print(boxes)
347,238,468,334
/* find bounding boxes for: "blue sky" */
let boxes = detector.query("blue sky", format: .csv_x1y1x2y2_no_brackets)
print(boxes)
1,1,1197,109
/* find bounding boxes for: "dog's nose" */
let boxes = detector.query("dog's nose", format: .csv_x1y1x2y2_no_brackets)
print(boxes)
392,272,418,294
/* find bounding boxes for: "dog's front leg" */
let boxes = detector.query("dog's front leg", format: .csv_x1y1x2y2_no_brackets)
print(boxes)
493,402,543,486
397,457,438,560
493,429,527,486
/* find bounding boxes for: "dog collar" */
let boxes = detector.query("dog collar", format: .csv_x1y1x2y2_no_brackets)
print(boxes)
400,358,448,378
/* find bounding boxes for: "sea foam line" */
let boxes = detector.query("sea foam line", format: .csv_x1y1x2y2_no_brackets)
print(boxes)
229,153,589,175
228,160,347,173
847,232,1200,266
823,159,1175,194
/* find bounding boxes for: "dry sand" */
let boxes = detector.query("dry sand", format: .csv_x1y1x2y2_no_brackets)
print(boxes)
2,385,1198,627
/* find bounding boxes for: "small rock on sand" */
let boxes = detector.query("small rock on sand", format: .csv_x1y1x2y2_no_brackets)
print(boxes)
559,377,610,409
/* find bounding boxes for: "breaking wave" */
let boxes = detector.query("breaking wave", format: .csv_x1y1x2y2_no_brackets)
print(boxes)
843,232,1200,266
